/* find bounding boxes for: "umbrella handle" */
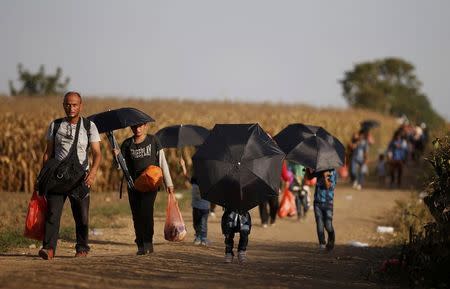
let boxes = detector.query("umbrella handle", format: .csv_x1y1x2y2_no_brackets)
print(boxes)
106,131,121,169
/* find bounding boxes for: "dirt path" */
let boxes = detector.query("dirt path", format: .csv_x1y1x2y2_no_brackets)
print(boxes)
0,184,411,289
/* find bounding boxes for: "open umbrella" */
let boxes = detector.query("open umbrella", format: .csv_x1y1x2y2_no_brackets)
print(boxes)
192,123,285,211
155,124,209,148
274,123,345,172
88,108,155,193
360,119,380,132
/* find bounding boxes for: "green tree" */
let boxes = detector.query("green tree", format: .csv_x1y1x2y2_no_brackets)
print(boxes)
340,57,444,128
9,63,70,96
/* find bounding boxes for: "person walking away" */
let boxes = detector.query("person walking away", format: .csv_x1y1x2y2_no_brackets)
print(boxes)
180,157,210,246
306,168,337,251
387,132,408,188
38,91,102,260
350,131,368,190
258,160,286,227
222,208,251,264
287,161,309,220
117,122,174,255
376,153,386,186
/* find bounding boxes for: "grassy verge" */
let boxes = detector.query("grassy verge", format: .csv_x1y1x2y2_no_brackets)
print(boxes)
0,190,192,252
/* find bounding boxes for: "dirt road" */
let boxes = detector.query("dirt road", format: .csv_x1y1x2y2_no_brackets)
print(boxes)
0,184,411,289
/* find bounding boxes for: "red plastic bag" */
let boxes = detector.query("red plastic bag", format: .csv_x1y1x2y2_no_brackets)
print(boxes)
304,177,317,186
338,165,349,179
164,193,187,242
24,191,47,240
278,187,297,218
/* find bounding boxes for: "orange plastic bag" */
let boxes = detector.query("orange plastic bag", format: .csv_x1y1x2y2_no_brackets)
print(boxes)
24,191,47,240
278,187,297,218
134,165,163,192
164,193,187,242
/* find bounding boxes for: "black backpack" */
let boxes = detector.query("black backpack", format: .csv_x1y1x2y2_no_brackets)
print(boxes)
37,118,91,196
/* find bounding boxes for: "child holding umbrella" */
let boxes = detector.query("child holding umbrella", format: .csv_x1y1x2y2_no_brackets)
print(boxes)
306,168,337,251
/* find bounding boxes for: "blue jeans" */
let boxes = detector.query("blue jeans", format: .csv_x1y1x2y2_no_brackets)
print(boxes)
351,160,365,185
313,203,335,245
193,208,209,241
295,191,309,218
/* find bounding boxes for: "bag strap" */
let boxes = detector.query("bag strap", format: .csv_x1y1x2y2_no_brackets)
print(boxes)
82,117,91,150
52,118,64,157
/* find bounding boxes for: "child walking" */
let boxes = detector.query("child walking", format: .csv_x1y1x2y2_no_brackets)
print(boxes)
307,168,337,250
221,209,251,264
180,158,210,246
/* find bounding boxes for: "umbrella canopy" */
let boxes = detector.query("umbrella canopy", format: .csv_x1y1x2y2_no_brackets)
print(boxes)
155,124,210,148
274,123,345,172
360,119,380,132
87,108,155,195
87,107,155,134
192,123,285,211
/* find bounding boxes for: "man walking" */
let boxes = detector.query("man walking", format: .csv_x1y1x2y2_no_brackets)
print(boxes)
38,91,101,260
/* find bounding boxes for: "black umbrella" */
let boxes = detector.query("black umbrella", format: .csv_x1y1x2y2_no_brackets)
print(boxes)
88,108,155,195
88,107,155,134
192,123,285,211
274,124,345,172
155,124,210,148
360,119,380,131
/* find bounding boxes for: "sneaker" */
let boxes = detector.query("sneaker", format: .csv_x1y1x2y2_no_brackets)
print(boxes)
237,251,247,264
319,244,326,250
136,247,146,255
262,223,268,228
200,239,210,246
75,251,88,257
356,184,362,191
224,253,234,264
38,248,54,260
193,237,201,245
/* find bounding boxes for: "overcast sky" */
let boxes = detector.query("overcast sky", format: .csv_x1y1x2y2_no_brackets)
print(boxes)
1,0,449,120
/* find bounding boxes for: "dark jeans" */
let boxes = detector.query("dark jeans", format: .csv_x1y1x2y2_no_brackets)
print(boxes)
258,196,279,225
313,203,335,246
43,193,90,253
390,160,403,187
225,231,249,253
193,208,209,240
128,189,157,247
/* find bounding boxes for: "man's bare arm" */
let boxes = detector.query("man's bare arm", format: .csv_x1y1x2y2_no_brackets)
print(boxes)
84,141,102,187
42,140,54,166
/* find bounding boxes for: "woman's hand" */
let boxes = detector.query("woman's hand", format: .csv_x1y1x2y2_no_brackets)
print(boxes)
167,186,175,194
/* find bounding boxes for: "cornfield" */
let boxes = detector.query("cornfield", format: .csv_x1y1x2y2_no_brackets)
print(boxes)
0,96,398,193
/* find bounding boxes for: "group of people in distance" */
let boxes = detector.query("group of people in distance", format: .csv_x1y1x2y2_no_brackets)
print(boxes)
347,118,428,191
35,91,337,264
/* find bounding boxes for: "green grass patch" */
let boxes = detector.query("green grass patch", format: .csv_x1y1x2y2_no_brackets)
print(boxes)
0,228,38,253
59,226,75,241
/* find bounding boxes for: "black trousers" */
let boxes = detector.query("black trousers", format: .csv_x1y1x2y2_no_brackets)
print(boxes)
43,193,90,253
258,196,279,225
128,189,158,247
